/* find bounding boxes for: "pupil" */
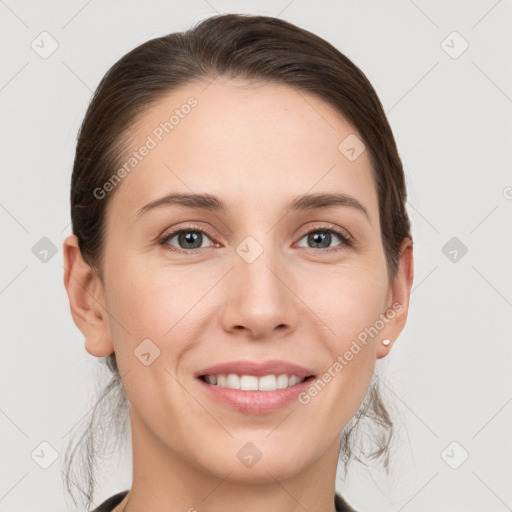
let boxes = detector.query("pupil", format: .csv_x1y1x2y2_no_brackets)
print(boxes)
310,232,330,248
180,231,201,249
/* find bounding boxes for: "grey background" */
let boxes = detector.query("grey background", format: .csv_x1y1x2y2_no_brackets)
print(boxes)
1,1,511,511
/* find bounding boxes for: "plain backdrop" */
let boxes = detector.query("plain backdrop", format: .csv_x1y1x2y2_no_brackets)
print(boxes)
1,1,511,511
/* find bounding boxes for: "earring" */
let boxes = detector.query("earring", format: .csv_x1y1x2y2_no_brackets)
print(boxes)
381,339,390,346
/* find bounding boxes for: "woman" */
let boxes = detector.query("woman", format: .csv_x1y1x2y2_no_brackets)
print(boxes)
62,13,414,512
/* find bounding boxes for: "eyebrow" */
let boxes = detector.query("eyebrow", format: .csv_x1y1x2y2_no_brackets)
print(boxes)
136,192,371,223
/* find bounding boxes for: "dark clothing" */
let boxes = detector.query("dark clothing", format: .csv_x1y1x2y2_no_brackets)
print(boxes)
92,490,358,511
91,491,128,511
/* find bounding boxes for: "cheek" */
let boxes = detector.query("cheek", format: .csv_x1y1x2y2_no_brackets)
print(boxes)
105,260,211,360
305,264,388,344
314,268,387,414
103,266,198,413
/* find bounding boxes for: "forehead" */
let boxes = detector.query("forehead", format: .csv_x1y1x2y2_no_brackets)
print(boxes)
107,77,378,225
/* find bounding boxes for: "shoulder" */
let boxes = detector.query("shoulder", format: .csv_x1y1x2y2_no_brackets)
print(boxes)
93,490,353,512
90,490,129,512
335,492,358,512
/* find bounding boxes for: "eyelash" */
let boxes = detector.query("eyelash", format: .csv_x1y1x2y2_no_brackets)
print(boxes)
159,222,353,255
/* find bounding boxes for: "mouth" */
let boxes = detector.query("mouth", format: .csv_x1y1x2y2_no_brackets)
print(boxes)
198,373,316,391
194,360,317,413
196,373,317,414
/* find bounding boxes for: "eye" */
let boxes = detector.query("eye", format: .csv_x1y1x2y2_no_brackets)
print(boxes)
296,224,353,252
159,222,353,255
159,223,217,254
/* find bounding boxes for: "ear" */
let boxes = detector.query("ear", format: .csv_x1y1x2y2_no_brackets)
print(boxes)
376,237,414,359
62,234,114,357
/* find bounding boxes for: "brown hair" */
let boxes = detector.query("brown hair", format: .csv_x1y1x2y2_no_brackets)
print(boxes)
63,13,412,510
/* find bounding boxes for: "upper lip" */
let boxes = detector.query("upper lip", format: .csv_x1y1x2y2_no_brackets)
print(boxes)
197,360,316,379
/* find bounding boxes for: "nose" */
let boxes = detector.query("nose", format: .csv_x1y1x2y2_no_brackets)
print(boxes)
220,241,299,340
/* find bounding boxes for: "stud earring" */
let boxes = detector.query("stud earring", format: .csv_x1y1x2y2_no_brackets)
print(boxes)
381,339,390,346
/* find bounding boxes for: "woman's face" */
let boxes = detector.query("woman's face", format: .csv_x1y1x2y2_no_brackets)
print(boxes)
66,77,412,484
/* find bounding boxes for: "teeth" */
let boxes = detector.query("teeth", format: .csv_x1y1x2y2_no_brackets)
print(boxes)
203,373,306,391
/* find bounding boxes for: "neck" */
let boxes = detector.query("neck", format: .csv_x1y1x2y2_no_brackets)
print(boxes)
120,407,340,512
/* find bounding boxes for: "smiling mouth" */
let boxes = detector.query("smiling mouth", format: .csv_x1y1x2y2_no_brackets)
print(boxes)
198,374,315,392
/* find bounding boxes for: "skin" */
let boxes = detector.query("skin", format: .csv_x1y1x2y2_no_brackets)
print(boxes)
63,77,413,512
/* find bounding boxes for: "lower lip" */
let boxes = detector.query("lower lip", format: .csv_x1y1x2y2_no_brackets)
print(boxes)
196,376,315,414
